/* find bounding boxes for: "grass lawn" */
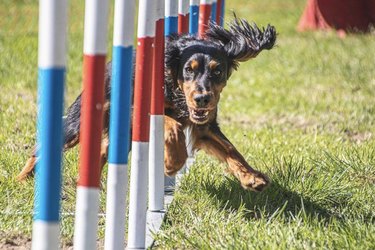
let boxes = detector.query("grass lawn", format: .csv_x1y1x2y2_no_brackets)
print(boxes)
1,0,374,249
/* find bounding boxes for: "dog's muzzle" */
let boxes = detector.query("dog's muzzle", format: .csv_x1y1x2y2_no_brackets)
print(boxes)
188,107,212,124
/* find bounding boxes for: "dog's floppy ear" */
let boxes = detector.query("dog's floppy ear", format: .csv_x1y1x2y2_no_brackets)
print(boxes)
165,35,181,71
165,35,182,89
205,17,276,70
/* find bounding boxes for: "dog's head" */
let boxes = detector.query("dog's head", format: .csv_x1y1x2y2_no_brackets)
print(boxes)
165,17,276,125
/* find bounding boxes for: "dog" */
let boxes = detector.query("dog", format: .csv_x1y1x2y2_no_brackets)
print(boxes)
18,18,276,192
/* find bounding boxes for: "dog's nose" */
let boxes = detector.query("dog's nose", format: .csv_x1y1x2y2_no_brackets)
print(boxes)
193,94,211,107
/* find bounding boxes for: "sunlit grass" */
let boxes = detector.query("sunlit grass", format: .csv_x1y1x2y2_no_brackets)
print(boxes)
0,0,374,249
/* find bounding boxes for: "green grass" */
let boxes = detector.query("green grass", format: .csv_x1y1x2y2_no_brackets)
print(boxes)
1,0,375,249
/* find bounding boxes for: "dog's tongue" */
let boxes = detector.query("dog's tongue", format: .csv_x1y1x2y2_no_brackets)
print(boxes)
196,110,205,116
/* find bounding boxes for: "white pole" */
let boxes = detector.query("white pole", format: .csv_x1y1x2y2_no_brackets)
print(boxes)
32,0,68,249
73,0,109,249
149,115,165,210
104,0,135,249
128,0,156,248
149,0,165,212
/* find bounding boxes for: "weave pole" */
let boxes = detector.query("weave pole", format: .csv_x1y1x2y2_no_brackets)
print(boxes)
216,0,222,24
32,1,68,249
189,0,200,34
164,0,179,190
217,0,225,26
104,0,135,249
128,0,155,248
211,0,217,23
73,0,109,249
165,0,178,35
178,0,190,34
149,0,165,212
177,0,193,182
199,0,212,37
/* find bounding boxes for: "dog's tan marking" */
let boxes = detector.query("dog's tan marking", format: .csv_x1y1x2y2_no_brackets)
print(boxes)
190,59,199,70
164,116,187,176
208,60,219,70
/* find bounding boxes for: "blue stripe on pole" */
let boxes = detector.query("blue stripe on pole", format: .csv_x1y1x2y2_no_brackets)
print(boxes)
220,0,225,26
165,16,178,36
108,46,133,164
211,2,217,23
34,68,65,221
189,5,199,34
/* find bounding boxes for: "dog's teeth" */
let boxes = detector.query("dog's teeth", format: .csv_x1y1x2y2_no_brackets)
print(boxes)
191,109,209,120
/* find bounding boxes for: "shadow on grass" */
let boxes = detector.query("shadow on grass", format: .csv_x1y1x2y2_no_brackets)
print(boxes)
202,176,338,223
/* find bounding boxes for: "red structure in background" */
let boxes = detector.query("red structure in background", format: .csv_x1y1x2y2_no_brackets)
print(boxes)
298,0,375,33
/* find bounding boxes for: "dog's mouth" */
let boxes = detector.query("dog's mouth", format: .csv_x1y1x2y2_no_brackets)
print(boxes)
188,107,211,124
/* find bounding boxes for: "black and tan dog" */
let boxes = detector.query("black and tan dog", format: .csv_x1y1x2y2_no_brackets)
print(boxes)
18,18,276,192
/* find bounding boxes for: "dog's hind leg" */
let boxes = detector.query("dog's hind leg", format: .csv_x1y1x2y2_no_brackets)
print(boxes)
164,115,188,176
17,126,80,182
18,63,112,181
17,94,82,181
17,146,37,181
99,135,109,172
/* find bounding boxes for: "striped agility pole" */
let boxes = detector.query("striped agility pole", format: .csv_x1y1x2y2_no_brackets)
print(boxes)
73,0,109,249
149,0,165,212
211,0,217,24
104,0,135,249
128,0,155,248
165,0,178,35
177,0,194,182
199,0,212,37
184,0,200,177
217,0,225,26
178,0,190,34
32,1,68,249
164,0,179,190
189,0,200,34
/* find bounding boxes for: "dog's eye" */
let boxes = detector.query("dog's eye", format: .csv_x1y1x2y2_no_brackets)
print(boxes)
213,69,222,76
185,67,194,74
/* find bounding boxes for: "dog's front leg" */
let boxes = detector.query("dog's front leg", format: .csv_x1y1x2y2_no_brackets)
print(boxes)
195,124,270,191
164,115,188,176
99,135,109,171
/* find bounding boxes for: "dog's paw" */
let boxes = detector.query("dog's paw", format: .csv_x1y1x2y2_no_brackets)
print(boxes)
164,167,179,177
238,171,270,192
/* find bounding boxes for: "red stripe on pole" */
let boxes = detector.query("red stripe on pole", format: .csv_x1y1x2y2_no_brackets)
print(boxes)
132,37,154,142
199,4,211,37
178,13,190,34
78,55,106,187
151,19,165,115
216,0,222,24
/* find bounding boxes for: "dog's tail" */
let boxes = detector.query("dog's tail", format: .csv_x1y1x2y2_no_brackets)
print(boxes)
62,94,82,150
